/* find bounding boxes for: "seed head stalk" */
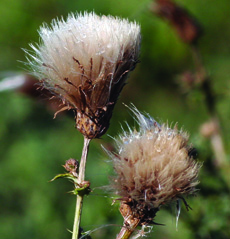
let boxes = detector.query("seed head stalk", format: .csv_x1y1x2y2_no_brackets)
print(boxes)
116,226,137,239
115,203,140,239
72,137,91,239
116,220,140,239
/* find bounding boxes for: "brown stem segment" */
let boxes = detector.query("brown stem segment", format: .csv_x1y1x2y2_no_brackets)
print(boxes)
116,222,139,239
72,137,91,239
116,203,140,239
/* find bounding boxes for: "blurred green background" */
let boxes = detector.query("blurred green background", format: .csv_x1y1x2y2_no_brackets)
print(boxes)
1,0,230,238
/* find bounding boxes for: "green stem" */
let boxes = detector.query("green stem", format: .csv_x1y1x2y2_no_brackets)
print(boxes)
72,137,91,239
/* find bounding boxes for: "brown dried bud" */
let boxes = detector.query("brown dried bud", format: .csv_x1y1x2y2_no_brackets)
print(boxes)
109,106,201,224
25,12,141,139
151,0,203,44
63,158,79,177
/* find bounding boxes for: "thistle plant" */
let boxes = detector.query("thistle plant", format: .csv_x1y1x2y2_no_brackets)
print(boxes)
22,7,203,239
108,106,201,239
24,12,141,239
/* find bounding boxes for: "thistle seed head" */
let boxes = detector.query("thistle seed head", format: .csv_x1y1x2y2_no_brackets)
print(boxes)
25,12,141,138
110,106,201,223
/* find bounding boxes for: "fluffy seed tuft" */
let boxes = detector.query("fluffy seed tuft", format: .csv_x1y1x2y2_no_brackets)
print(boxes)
110,106,201,224
25,12,141,138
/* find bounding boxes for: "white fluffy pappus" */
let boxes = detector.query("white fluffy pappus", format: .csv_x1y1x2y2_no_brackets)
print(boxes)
26,12,140,85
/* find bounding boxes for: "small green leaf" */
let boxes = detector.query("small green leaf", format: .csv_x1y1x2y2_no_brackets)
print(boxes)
50,173,78,184
71,185,91,196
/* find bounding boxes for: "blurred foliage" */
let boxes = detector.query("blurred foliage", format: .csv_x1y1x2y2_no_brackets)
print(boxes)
1,0,230,238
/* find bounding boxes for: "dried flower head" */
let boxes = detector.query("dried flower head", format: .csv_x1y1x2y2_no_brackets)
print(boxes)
25,12,141,138
110,106,201,225
151,0,203,44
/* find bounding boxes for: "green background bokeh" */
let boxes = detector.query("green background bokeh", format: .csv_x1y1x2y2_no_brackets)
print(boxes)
1,0,230,238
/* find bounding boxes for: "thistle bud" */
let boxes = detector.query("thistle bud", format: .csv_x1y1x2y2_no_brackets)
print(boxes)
110,106,201,227
63,158,79,177
25,12,141,138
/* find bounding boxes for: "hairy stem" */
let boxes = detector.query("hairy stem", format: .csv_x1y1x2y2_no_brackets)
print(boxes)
72,137,91,239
